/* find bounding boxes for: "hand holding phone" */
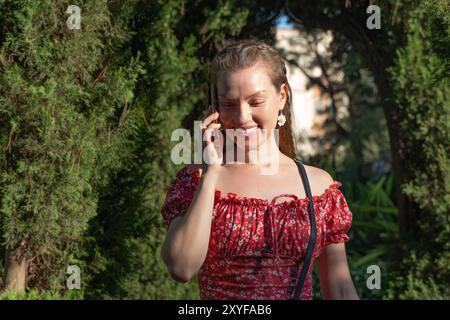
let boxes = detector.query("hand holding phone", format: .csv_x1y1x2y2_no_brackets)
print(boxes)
200,109,224,170
209,104,220,124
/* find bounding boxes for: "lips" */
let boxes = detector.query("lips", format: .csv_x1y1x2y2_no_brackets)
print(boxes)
234,125,259,137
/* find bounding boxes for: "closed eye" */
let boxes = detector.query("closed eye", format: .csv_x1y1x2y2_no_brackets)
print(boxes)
220,101,265,108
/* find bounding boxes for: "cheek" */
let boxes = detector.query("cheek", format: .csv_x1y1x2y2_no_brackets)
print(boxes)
257,104,278,125
217,109,233,125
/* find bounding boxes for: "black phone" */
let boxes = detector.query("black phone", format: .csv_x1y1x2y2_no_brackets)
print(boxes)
209,83,223,128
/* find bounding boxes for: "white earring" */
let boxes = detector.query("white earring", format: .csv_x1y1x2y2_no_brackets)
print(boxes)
277,112,286,126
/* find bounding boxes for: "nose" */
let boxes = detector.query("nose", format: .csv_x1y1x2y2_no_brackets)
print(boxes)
236,102,252,124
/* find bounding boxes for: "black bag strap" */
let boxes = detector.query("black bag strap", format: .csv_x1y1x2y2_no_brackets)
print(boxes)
292,158,317,300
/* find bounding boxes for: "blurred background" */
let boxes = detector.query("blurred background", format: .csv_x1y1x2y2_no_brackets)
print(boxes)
0,0,448,299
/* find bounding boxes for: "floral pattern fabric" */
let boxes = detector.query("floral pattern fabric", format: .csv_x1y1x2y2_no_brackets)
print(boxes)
161,166,353,300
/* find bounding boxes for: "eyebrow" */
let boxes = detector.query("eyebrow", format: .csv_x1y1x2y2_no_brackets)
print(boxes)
219,90,267,100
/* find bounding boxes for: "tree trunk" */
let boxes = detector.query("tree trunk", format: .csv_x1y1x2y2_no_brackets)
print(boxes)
3,244,28,292
373,71,419,243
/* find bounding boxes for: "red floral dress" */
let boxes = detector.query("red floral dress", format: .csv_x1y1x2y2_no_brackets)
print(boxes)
161,166,353,300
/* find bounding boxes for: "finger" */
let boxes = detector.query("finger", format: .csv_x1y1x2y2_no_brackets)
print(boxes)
202,111,219,126
209,124,223,141
202,123,221,137
210,123,221,137
205,112,219,124
204,126,222,145
207,123,221,130
204,126,213,143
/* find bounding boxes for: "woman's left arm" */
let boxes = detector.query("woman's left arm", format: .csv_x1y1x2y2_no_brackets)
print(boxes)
316,242,360,300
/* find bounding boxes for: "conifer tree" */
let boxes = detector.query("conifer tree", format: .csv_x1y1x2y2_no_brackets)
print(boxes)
0,0,143,292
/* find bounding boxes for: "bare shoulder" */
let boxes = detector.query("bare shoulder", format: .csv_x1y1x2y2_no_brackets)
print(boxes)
303,164,335,196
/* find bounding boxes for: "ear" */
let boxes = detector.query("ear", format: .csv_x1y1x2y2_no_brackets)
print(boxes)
279,83,288,111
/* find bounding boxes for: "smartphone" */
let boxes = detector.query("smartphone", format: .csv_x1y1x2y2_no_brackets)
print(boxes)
209,83,221,127
208,84,226,157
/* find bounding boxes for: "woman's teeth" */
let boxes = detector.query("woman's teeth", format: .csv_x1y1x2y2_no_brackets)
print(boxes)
236,126,259,136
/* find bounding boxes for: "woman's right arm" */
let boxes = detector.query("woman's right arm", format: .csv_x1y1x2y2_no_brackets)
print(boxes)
161,167,219,283
161,111,223,283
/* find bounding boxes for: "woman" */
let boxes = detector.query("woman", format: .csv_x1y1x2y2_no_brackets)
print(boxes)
160,40,359,300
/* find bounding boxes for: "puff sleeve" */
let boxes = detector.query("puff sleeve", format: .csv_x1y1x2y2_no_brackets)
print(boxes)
322,182,353,246
160,166,201,228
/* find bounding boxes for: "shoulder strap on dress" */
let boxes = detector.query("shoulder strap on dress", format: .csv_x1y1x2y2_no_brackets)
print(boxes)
292,158,317,300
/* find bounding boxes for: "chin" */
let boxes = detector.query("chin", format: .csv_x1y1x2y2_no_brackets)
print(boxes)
234,138,263,151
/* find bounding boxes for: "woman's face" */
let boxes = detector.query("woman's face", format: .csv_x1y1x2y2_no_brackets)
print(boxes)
216,62,288,150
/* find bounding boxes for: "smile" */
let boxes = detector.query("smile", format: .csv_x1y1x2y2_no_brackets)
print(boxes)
234,126,259,137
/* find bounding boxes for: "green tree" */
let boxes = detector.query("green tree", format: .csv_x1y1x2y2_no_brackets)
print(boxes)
284,0,449,298
385,1,450,299
83,0,253,299
0,0,143,292
0,0,278,298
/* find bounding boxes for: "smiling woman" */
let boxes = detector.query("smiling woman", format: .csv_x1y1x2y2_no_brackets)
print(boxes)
209,40,296,160
161,39,359,300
